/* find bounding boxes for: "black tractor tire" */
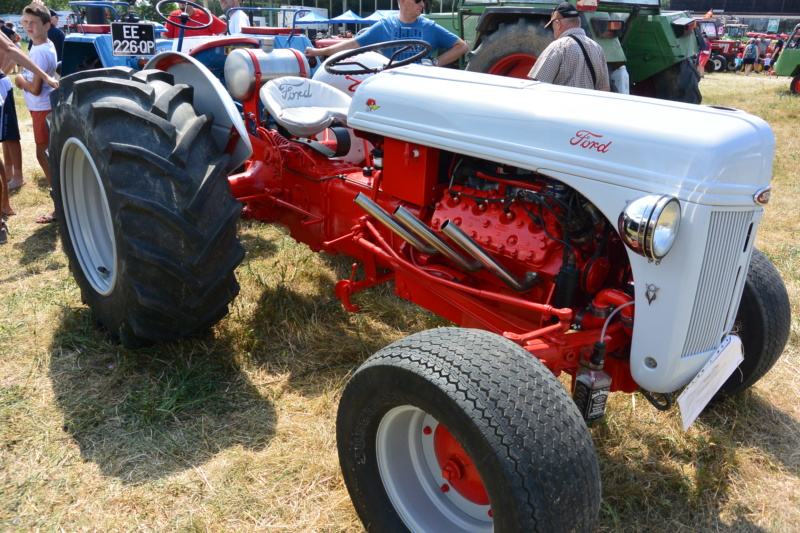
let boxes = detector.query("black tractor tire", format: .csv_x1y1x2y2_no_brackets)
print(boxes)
709,54,727,72
635,58,702,104
48,67,245,347
791,74,800,95
466,19,552,79
727,58,739,71
715,249,791,398
337,328,600,533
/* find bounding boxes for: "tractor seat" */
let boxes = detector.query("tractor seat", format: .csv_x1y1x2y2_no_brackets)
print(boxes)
260,77,350,138
74,24,110,34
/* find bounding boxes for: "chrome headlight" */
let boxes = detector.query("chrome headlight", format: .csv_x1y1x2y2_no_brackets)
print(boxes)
618,195,681,262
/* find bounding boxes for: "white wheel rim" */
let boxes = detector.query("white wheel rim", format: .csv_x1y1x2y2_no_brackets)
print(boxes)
60,138,118,296
376,406,493,533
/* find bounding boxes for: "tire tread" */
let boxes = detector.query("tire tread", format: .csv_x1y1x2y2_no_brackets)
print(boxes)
49,69,244,346
341,328,600,532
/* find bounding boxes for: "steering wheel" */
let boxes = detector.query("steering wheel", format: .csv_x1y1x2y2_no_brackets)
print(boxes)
155,0,213,31
325,40,432,76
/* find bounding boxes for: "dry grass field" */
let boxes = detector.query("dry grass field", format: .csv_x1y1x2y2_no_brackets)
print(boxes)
1,71,799,532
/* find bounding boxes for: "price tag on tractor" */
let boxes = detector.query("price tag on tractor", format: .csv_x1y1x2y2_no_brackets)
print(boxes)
111,23,156,56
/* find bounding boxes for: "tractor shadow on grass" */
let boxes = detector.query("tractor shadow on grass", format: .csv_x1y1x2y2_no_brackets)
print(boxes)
705,390,800,468
48,307,277,484
235,251,449,399
0,224,62,285
594,389,795,532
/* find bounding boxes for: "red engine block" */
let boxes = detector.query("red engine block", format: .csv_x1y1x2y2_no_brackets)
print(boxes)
431,185,563,276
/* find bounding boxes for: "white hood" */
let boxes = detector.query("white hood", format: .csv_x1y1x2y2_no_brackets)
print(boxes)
347,66,774,207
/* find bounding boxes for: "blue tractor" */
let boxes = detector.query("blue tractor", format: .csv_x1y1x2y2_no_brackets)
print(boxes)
60,1,320,79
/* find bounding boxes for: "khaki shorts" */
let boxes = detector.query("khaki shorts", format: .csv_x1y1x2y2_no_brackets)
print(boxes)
31,109,51,145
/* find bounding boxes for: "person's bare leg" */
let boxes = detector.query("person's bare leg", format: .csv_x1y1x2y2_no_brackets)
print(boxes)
5,140,24,189
1,152,13,216
36,143,50,185
36,143,55,221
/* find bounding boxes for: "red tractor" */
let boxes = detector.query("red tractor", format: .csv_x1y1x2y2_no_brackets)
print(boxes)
48,36,790,531
697,18,747,72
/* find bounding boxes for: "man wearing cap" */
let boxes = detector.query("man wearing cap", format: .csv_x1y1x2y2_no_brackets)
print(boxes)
528,2,610,91
47,10,65,62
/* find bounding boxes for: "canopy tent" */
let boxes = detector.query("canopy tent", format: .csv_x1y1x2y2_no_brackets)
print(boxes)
329,10,369,24
362,10,398,22
295,11,329,24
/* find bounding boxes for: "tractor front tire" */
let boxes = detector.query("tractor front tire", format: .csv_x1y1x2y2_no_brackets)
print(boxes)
715,249,791,399
637,58,702,104
337,328,600,533
49,68,245,347
466,19,552,79
709,54,727,72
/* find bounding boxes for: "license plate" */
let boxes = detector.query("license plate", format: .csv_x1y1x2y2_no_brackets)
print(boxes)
111,23,157,56
677,335,744,431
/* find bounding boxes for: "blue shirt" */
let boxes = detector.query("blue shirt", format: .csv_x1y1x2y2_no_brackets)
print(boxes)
48,26,65,62
355,16,458,61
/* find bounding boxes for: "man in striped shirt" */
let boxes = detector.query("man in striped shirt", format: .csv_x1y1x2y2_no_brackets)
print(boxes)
528,2,610,91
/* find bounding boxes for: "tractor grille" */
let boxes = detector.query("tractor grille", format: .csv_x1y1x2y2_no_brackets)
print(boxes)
681,210,753,357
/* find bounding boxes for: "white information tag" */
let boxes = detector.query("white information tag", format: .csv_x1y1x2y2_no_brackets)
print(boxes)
677,335,744,431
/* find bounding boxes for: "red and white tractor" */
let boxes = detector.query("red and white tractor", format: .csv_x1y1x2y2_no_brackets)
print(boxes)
47,38,790,532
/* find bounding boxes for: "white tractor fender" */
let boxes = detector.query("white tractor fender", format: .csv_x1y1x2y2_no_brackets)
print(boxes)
145,51,252,172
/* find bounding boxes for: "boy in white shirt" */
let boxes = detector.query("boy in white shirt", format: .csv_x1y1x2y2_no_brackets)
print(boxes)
0,21,57,237
16,3,57,223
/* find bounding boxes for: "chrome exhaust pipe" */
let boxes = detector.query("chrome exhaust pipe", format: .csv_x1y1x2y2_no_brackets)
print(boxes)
393,206,482,273
441,220,539,293
354,193,437,255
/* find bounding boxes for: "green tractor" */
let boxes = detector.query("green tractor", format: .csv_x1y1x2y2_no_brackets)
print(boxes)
428,0,702,104
773,23,800,94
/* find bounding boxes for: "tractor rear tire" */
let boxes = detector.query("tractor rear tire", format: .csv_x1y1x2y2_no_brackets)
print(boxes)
791,74,800,95
48,67,245,348
652,58,702,104
337,328,601,533
715,249,791,399
466,19,552,79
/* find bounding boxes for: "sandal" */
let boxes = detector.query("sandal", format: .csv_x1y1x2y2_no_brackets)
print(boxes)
0,219,8,245
35,214,57,224
7,178,26,191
